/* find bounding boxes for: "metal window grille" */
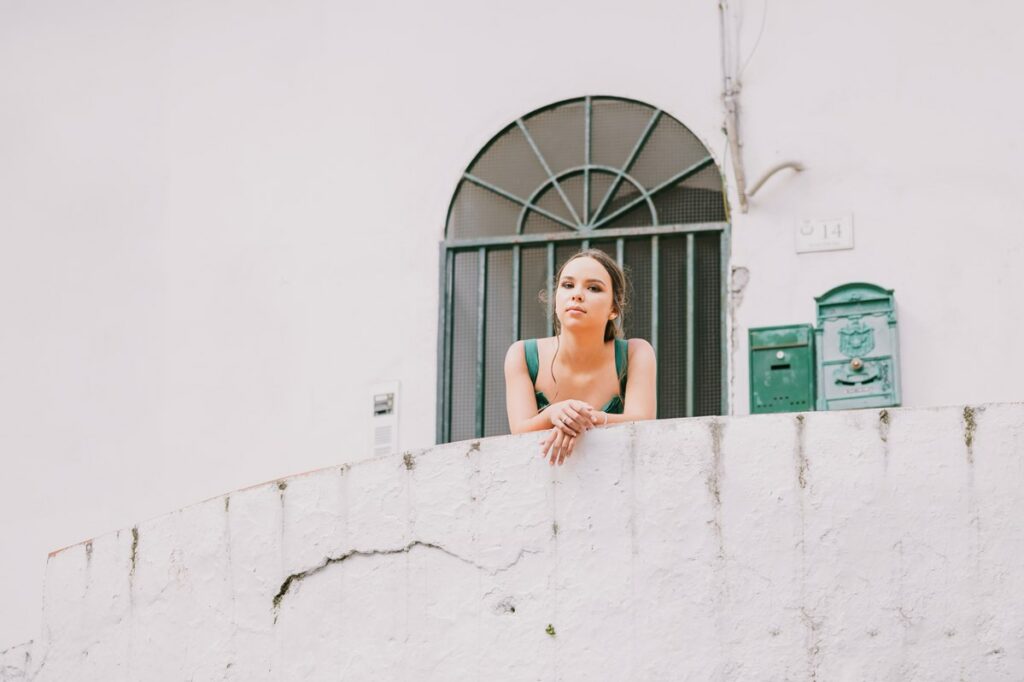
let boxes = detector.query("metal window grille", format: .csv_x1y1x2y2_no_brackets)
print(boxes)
438,96,729,443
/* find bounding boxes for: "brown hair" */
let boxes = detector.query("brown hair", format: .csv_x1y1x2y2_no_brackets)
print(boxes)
547,248,629,342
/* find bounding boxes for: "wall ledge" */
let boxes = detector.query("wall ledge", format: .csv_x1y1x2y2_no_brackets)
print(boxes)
6,402,1023,681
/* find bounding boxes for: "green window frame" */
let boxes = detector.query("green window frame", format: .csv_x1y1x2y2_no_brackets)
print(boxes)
438,96,730,443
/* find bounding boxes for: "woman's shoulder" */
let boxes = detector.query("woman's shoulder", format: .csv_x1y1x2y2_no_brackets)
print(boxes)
625,337,656,360
504,339,526,361
504,341,529,378
506,337,552,349
514,336,560,352
504,337,552,365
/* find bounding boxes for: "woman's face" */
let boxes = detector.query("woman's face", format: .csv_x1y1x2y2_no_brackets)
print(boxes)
555,256,615,335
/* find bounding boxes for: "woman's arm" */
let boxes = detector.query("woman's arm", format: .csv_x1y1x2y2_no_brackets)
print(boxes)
591,338,657,425
504,341,594,435
538,338,656,464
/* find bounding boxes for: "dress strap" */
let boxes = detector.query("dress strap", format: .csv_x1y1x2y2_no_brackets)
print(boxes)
614,338,629,396
524,339,540,384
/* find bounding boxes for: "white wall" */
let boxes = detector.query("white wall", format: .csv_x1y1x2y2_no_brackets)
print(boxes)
726,1,1024,412
4,404,1023,680
0,0,723,645
2,0,1023,648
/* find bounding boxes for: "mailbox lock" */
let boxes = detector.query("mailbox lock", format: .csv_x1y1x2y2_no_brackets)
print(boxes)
776,351,785,360
850,357,863,371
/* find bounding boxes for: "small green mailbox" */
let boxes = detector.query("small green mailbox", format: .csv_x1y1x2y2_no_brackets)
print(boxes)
814,282,901,411
749,324,815,414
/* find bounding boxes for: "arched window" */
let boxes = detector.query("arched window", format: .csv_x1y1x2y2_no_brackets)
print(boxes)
437,96,728,443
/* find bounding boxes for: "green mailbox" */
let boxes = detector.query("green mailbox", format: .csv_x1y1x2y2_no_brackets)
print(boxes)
749,324,815,414
814,282,901,411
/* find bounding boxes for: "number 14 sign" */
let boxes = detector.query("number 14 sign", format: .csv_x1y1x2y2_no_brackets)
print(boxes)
795,215,854,253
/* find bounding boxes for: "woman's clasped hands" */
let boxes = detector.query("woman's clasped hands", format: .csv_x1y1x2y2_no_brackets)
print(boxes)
539,399,607,466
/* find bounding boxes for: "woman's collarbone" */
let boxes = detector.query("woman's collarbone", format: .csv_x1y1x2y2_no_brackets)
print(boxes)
536,375,619,404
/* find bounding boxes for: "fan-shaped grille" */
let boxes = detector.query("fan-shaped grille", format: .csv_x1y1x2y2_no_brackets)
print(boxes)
447,97,725,239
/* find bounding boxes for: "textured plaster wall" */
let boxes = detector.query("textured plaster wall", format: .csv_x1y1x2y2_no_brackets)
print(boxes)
3,403,1022,681
4,0,1024,644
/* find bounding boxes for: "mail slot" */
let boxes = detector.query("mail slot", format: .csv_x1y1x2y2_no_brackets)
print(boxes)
749,324,815,414
814,282,901,410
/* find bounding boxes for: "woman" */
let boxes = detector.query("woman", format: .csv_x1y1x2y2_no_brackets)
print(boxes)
504,249,656,466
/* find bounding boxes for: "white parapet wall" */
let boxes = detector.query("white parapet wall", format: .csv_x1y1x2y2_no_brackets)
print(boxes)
3,403,1023,681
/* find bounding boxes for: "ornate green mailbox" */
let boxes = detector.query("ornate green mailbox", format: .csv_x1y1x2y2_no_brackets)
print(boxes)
749,324,815,414
814,282,901,411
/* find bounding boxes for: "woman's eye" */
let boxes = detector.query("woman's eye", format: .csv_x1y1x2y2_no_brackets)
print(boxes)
589,286,602,292
561,282,573,288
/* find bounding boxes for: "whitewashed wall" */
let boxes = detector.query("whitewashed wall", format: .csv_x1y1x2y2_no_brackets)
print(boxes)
3,403,1023,681
3,0,1024,647
725,1,1024,414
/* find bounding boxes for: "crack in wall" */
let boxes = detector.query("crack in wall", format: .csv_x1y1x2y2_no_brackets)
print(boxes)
795,415,808,489
129,527,139,577
794,414,816,680
223,490,237,677
962,405,978,464
271,542,535,622
878,409,891,472
800,606,823,681
0,643,31,658
706,419,726,559
26,635,46,681
707,418,733,675
0,641,32,681
961,404,985,645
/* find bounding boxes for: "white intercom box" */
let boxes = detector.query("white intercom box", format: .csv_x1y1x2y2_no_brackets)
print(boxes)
370,381,400,457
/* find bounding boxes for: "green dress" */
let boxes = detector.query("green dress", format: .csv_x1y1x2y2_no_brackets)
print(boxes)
523,338,628,414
